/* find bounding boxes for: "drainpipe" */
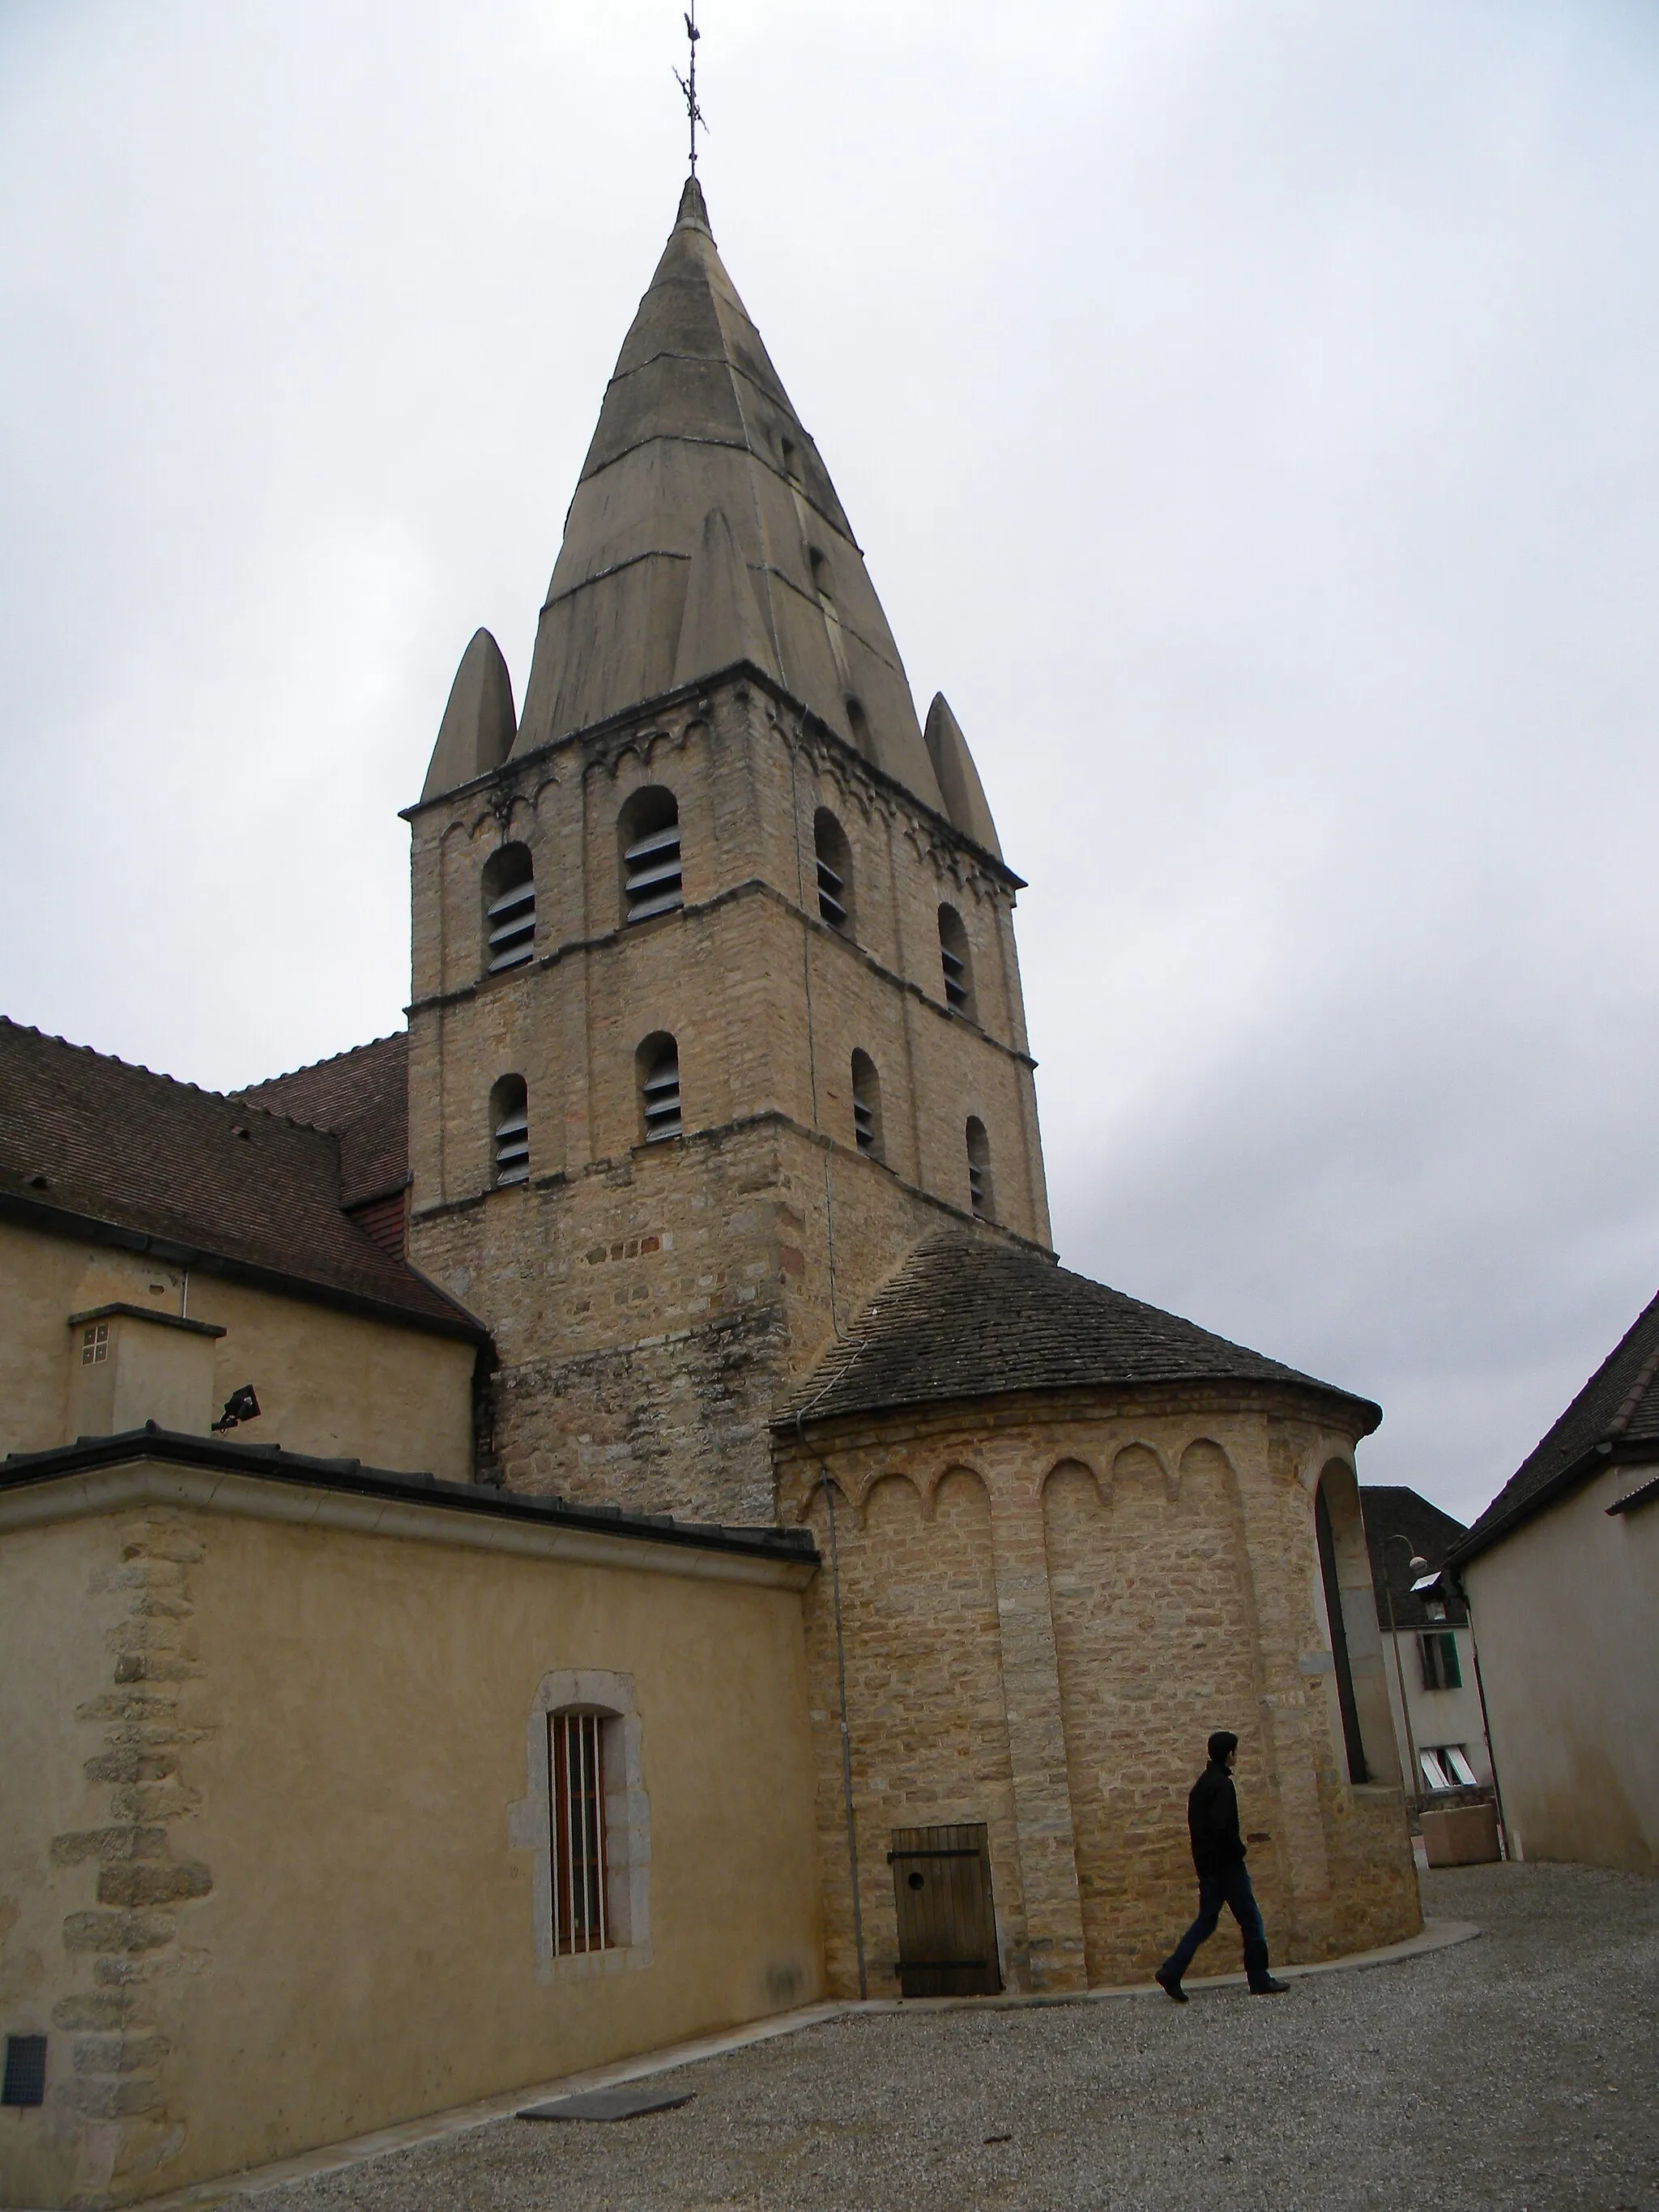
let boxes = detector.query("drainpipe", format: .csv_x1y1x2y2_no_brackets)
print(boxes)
1450,1567,1512,1861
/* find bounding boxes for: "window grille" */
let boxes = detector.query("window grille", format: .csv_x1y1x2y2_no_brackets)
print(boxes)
1418,1630,1461,1691
640,1038,682,1143
80,1323,109,1366
548,1711,609,1955
620,791,684,923
813,809,852,932
491,1076,529,1186
482,846,535,974
938,906,975,1018
966,1118,992,1221
851,1051,881,1160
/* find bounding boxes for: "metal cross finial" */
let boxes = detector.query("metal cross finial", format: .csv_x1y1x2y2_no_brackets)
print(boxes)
673,2,707,177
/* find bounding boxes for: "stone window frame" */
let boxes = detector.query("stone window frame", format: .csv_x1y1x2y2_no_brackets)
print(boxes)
506,1668,652,1984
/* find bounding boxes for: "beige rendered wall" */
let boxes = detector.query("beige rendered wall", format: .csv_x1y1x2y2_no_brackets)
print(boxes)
0,1491,821,2209
1464,1464,1658,1873
0,1221,475,1481
777,1393,1419,2001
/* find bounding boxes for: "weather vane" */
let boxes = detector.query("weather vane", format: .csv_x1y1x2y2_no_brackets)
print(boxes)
673,3,706,177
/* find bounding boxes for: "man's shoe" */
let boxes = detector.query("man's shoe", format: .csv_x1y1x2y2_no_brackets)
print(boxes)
1154,1967,1188,2004
1249,1975,1290,1994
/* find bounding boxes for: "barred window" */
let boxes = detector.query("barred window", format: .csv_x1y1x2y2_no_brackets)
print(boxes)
620,788,683,923
490,1074,529,1187
482,844,535,974
814,808,853,933
851,1051,883,1161
938,905,975,1019
548,1710,609,1955
966,1117,993,1221
638,1034,682,1144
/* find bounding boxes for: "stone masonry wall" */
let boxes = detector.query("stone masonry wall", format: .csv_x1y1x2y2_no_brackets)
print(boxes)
23,1511,214,2210
406,670,1051,1524
776,1389,1419,1997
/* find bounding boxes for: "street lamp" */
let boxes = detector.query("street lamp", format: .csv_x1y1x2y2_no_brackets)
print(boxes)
1382,1533,1429,1811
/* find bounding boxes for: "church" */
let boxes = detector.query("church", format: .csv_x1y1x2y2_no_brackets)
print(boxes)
0,177,1416,2209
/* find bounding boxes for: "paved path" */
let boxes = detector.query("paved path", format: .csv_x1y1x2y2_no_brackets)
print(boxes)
249,1863,1655,2212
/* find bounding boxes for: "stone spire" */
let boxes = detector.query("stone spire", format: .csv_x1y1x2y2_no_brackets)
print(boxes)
422,629,516,800
514,180,968,828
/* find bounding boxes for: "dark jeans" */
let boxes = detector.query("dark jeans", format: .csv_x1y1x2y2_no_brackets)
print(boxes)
1161,1860,1272,1988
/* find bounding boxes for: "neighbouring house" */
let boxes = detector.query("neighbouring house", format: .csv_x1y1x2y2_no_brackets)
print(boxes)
0,173,1418,2210
1360,1485,1493,1805
1444,1293,1659,1873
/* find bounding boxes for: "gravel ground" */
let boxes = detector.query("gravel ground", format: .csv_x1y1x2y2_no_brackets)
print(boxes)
256,1864,1657,2212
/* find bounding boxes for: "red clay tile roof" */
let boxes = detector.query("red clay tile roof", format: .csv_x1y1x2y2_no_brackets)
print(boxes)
1449,1285,1659,1566
237,1033,407,1208
0,1018,480,1340
778,1230,1382,1432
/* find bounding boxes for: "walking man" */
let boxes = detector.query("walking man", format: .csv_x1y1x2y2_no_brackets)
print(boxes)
1155,1730,1288,2001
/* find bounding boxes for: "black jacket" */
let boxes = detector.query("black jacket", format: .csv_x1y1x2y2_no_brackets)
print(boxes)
1188,1761,1247,1878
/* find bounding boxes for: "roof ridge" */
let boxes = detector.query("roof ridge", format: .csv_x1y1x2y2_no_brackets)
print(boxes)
0,1013,235,1106
237,1030,406,1093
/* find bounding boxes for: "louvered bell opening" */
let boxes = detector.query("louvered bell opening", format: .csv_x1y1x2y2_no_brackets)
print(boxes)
853,1099,876,1154
969,1163,988,1218
642,1063,682,1143
494,1108,530,1186
817,859,847,930
941,945,968,1011
487,880,536,972
625,826,683,922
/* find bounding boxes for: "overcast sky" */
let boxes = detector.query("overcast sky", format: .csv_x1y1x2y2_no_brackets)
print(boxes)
4,1,1657,1526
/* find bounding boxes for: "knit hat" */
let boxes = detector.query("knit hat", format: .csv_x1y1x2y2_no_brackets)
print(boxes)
1207,1730,1239,1764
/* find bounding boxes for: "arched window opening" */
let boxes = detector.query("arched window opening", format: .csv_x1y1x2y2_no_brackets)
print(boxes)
813,808,853,933
637,1033,682,1144
938,905,976,1020
1315,1475,1371,1784
619,788,683,923
851,1051,883,1161
844,697,872,758
548,1708,610,1956
781,435,801,484
489,1074,529,1187
482,844,535,974
966,1117,993,1221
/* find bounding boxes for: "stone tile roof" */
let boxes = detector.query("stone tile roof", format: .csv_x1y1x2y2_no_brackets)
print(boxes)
1450,1285,1659,1566
1360,1485,1469,1629
778,1231,1381,1433
0,1018,479,1340
237,1033,408,1208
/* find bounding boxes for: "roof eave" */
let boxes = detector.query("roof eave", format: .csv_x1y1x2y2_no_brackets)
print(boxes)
773,1373,1382,1444
0,1189,488,1348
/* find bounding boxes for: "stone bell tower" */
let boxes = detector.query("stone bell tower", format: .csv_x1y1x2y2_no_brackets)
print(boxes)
404,178,1051,1523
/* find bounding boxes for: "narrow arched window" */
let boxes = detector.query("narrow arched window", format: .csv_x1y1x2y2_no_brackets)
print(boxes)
966,1117,993,1221
637,1033,682,1144
845,697,872,758
619,788,682,923
938,905,975,1020
851,1051,882,1161
489,1074,529,1187
813,808,853,934
482,844,535,974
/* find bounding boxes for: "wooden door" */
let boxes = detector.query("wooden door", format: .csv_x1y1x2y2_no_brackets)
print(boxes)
888,1823,1001,1997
